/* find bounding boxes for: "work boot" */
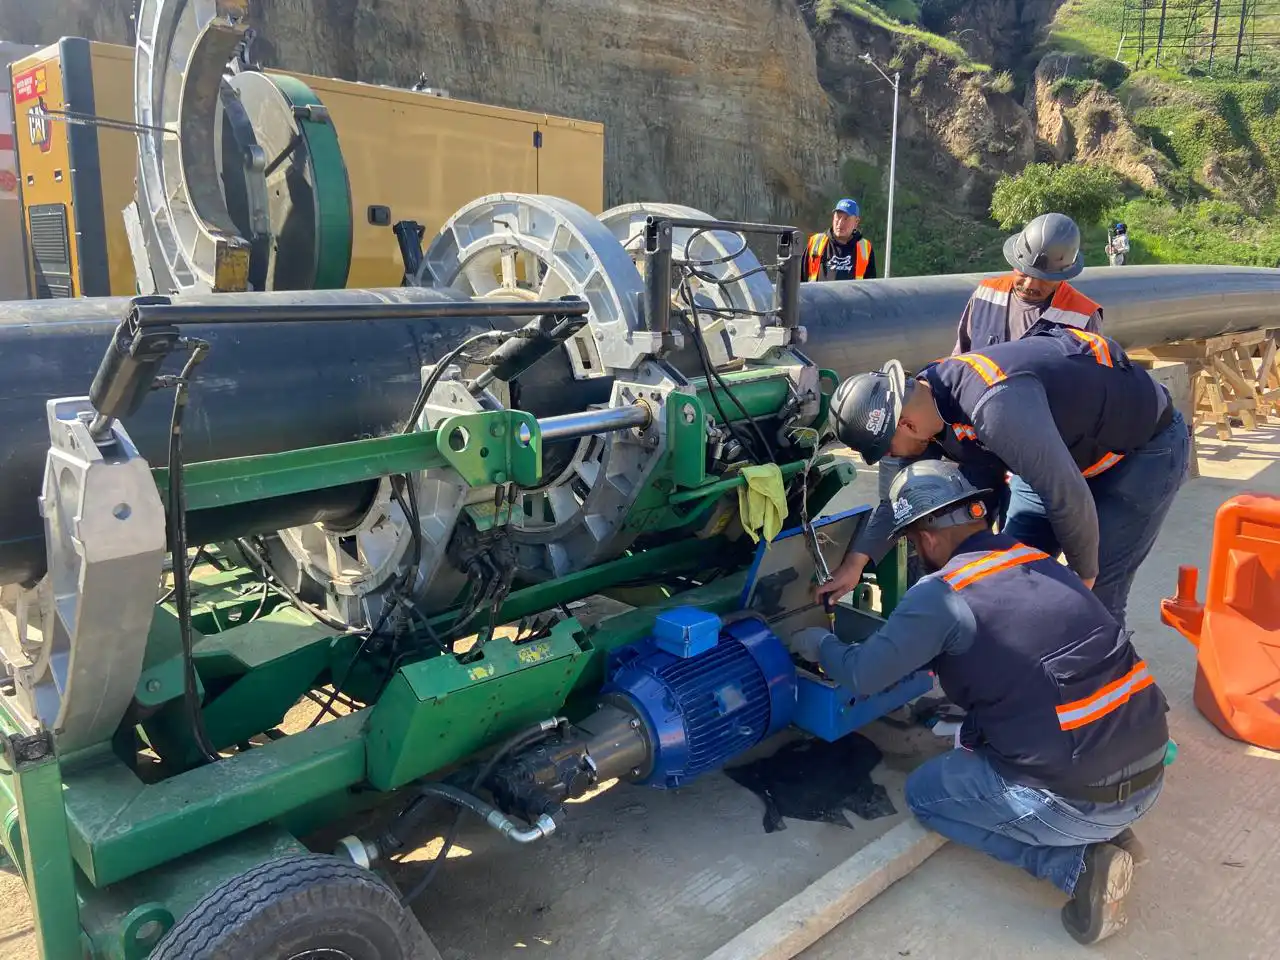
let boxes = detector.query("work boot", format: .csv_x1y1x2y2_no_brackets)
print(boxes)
1061,843,1134,945
1111,827,1149,867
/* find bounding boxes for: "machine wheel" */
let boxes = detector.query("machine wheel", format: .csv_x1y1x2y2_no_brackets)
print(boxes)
150,854,440,960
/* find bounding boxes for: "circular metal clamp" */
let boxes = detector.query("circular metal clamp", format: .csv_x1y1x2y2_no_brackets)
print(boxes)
420,194,651,376
598,202,785,361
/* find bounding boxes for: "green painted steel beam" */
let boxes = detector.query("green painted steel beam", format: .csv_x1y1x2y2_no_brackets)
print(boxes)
155,431,442,512
153,410,541,512
2,732,83,960
63,713,366,888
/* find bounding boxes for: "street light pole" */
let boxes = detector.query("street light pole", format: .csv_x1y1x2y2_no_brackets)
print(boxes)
859,54,901,279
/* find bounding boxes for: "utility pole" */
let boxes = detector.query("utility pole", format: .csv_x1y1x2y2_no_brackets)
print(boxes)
1235,0,1249,71
1210,0,1223,71
859,53,900,279
1156,0,1169,63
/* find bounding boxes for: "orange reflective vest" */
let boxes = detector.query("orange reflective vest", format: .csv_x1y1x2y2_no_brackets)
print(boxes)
967,275,1101,348
805,233,871,281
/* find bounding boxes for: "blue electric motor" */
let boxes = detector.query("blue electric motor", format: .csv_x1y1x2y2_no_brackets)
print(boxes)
603,607,796,788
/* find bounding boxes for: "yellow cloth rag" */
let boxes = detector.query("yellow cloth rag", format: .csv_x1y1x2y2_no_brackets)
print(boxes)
736,463,787,545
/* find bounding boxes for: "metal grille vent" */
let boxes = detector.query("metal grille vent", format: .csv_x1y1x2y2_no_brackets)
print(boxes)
29,204,73,299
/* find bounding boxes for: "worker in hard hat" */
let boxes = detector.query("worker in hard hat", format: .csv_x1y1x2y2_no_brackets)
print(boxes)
803,198,876,282
1106,222,1131,267
819,324,1191,629
954,213,1103,353
792,460,1169,946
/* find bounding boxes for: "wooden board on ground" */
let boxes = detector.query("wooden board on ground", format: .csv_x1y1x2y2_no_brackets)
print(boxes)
701,821,948,960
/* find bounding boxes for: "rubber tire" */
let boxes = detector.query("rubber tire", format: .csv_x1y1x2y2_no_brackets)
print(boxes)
150,854,440,960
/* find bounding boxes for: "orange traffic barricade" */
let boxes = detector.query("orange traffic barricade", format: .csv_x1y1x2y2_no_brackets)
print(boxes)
1162,494,1280,751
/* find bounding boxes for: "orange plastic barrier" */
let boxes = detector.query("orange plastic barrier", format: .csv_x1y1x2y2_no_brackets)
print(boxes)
1161,494,1280,751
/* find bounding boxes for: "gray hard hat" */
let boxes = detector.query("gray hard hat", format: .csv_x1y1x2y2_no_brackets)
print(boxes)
887,460,992,537
829,360,909,466
1003,212,1084,282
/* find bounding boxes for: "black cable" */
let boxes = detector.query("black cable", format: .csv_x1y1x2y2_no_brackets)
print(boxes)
304,472,425,729
166,339,221,765
156,545,210,605
398,721,561,906
677,277,776,464
401,330,508,435
236,537,358,634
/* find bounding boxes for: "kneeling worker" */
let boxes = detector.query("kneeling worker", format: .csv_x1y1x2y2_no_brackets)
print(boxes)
819,324,1191,629
793,461,1169,945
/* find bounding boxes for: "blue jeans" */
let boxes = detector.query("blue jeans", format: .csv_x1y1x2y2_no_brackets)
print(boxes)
1001,410,1192,628
906,749,1163,894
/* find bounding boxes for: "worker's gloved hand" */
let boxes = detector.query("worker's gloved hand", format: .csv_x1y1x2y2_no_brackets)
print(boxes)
789,626,835,663
815,551,870,607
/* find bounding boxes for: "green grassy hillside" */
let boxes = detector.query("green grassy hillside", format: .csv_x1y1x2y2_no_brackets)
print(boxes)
821,0,1280,272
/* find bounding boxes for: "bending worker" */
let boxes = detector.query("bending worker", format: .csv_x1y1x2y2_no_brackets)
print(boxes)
882,212,1104,579
793,460,1169,945
818,324,1191,628
804,198,876,281
955,212,1102,353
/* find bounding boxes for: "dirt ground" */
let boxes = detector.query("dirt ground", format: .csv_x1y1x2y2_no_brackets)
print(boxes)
1,423,1276,959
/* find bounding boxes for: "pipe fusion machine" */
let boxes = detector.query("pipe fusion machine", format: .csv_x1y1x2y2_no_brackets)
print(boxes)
5,2,1280,956
0,7,928,955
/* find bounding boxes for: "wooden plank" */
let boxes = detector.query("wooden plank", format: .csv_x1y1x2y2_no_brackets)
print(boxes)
702,822,948,960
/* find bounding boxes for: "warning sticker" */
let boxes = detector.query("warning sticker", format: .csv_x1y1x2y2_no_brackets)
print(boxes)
13,67,47,105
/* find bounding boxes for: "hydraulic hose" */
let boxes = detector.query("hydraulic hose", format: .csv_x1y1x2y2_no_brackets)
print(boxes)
414,784,557,844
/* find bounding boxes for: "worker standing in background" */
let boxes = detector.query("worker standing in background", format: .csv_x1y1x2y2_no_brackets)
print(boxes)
792,461,1169,946
818,324,1192,629
803,198,876,282
954,213,1102,353
1106,223,1131,267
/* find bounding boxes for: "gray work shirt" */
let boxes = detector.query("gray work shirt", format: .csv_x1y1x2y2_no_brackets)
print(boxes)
953,294,1103,354
851,376,1104,580
817,575,973,698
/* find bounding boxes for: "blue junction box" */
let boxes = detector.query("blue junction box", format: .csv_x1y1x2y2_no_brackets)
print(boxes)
652,606,722,659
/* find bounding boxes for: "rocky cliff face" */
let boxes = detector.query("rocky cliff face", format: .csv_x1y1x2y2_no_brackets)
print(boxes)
1027,53,1168,191
0,0,1039,231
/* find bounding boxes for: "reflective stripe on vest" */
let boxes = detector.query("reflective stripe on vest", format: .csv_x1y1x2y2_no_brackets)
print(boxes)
1066,328,1113,367
966,276,1101,348
1056,661,1156,731
942,544,1051,591
805,234,829,281
855,238,871,279
948,352,1007,386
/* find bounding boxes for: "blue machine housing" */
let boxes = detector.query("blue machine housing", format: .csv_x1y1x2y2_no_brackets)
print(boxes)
604,609,796,788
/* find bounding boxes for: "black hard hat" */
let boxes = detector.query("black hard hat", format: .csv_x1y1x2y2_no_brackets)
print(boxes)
1003,212,1084,282
887,460,992,537
829,360,908,465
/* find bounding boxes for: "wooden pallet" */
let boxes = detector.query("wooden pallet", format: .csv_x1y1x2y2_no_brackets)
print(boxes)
1131,330,1280,442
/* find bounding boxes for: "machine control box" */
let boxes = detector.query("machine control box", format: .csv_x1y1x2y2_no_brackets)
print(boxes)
653,607,722,659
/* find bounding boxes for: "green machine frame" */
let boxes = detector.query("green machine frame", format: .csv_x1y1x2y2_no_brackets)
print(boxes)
0,389,907,960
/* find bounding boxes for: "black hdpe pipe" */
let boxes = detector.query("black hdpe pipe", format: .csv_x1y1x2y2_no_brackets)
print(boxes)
0,287,607,585
799,264,1280,377
2,265,1278,584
